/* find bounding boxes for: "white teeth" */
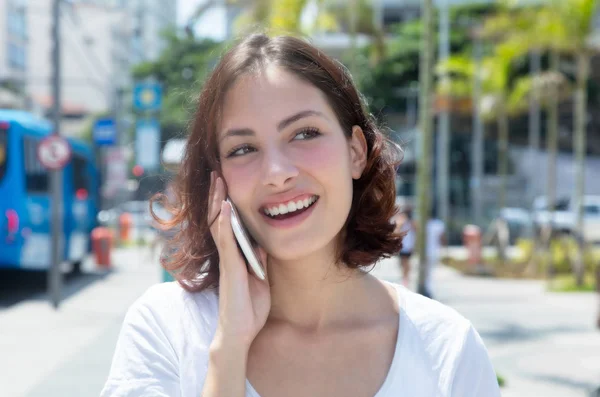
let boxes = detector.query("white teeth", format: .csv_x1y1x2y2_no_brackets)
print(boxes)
265,196,317,218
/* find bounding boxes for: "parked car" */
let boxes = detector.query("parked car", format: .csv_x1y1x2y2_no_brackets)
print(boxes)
498,207,534,244
532,195,600,243
97,200,152,230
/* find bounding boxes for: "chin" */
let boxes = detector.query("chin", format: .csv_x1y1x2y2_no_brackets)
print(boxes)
263,234,338,262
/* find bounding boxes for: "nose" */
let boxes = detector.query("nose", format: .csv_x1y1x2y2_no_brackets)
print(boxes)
261,145,299,188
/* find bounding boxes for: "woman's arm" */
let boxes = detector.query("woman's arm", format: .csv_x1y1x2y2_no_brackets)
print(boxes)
202,335,249,396
202,174,271,396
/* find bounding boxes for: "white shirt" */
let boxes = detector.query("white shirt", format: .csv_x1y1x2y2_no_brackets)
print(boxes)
101,282,500,397
399,220,416,253
426,219,446,263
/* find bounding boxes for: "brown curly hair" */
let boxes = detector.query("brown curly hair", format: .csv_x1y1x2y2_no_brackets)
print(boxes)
152,33,403,292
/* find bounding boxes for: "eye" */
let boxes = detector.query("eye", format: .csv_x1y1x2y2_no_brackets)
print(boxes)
226,144,256,158
293,127,321,141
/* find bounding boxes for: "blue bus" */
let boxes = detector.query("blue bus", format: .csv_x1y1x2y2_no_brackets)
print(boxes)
0,110,99,271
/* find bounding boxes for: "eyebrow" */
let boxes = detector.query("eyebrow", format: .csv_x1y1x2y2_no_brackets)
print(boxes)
221,110,327,142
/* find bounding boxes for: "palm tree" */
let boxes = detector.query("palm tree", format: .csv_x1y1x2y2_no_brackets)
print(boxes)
498,0,598,285
437,43,521,262
553,0,598,286
480,3,571,276
416,0,435,297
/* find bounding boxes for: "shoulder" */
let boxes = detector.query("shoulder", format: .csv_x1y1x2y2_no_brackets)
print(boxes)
398,285,471,348
391,285,491,393
389,284,499,395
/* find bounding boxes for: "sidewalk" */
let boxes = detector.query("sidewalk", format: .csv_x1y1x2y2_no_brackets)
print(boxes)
0,246,162,397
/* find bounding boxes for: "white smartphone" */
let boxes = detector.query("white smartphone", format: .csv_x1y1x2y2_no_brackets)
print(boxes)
226,198,266,280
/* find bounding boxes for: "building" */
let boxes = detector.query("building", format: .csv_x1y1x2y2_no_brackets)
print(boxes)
127,0,177,64
25,0,176,137
0,0,28,109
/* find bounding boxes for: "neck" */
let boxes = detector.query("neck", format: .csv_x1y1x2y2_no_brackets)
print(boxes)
265,244,377,331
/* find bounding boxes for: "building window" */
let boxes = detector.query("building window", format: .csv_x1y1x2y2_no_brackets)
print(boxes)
7,43,26,70
7,6,27,40
72,155,88,192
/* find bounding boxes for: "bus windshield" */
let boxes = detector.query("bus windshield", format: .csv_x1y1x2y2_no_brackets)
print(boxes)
0,128,7,182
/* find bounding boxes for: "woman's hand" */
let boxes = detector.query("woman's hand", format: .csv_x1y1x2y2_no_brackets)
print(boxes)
208,172,271,352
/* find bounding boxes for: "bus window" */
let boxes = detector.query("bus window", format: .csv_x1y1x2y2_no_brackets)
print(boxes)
23,136,49,194
73,154,88,199
0,127,7,182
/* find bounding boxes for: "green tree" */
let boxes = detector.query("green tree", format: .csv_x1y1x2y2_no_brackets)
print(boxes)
485,0,598,285
132,31,222,144
554,0,598,286
356,4,498,115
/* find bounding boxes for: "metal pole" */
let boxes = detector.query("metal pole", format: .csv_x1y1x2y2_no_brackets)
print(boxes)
348,0,358,78
472,35,484,226
436,0,450,228
49,0,63,309
528,50,541,207
416,0,434,296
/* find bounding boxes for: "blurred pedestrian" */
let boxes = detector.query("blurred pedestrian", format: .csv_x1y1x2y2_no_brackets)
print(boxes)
425,206,446,298
101,34,500,397
393,207,415,287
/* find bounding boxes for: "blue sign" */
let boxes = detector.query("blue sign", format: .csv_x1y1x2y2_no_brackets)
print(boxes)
92,118,116,146
135,118,160,170
133,82,162,111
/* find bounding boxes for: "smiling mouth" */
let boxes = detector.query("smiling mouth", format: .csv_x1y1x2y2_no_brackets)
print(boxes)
262,195,319,220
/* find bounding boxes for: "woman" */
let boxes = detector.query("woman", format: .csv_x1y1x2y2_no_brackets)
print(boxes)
101,34,500,397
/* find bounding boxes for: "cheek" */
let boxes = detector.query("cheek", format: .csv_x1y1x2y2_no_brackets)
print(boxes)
295,137,353,185
221,161,260,201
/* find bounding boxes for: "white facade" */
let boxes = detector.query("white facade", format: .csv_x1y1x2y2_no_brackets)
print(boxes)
27,1,131,117
25,0,176,136
0,0,28,108
128,0,178,64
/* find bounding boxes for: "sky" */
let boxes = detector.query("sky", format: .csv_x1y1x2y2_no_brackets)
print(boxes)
177,0,227,40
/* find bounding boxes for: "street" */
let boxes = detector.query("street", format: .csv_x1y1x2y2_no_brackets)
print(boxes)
0,248,598,397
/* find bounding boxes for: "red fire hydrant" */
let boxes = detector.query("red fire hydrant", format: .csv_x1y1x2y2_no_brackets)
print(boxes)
463,224,482,268
92,227,113,268
119,212,132,243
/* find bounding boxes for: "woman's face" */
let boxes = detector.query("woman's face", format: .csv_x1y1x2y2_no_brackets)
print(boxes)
217,65,366,261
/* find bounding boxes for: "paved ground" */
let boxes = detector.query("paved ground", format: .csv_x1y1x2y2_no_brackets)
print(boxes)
1,248,599,396
0,246,162,397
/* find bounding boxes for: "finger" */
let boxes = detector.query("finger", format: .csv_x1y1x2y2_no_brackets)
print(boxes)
208,176,225,229
207,171,217,225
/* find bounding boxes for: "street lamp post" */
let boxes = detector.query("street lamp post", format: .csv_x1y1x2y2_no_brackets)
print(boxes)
436,0,451,230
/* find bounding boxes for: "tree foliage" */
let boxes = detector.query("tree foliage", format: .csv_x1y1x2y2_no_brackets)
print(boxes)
355,4,499,115
132,31,223,143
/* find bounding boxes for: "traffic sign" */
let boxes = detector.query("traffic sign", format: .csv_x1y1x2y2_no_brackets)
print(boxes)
93,118,116,146
133,82,162,111
135,118,160,170
37,135,72,170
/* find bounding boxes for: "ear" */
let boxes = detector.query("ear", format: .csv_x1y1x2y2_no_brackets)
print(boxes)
349,125,368,180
